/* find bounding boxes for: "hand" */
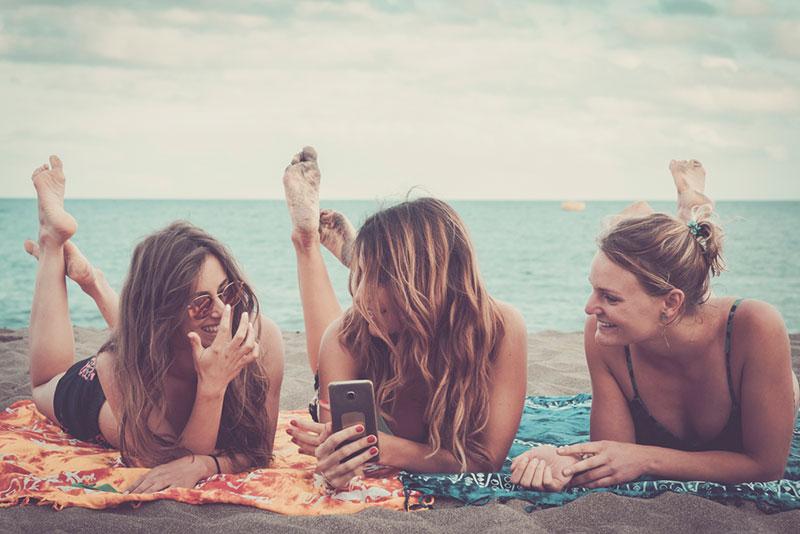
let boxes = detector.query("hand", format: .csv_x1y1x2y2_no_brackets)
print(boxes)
287,419,379,490
510,445,577,491
125,454,213,494
188,306,259,396
557,440,649,488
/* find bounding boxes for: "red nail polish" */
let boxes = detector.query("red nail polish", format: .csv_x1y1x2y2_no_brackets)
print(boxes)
355,425,364,433
369,447,378,455
367,435,377,444
286,428,293,435
290,420,298,427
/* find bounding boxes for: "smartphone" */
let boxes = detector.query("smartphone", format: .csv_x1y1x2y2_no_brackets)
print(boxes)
328,379,380,463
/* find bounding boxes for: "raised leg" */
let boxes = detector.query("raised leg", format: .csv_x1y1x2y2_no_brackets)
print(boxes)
670,159,713,222
28,156,79,423
25,239,120,328
283,147,344,372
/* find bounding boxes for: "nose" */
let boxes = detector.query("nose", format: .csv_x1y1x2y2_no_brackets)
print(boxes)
209,292,226,318
584,292,601,316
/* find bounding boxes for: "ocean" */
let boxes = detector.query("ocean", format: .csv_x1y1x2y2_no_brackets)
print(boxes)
1,199,798,332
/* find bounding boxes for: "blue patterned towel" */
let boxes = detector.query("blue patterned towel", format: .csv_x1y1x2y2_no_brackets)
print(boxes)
399,394,800,513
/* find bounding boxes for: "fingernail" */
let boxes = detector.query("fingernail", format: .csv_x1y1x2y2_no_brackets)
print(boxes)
290,420,298,427
563,469,572,476
355,425,364,433
286,428,293,435
367,435,376,444
369,447,378,455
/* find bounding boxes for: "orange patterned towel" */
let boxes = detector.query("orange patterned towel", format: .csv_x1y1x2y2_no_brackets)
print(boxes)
0,400,424,514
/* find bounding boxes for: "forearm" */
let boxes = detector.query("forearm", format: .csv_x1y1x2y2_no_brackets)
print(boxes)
177,387,226,454
381,434,493,473
645,447,784,484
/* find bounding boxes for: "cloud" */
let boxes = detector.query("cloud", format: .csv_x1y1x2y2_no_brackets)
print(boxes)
656,0,718,16
774,21,800,59
672,86,800,113
730,0,770,16
700,55,739,72
0,0,798,201
764,145,788,161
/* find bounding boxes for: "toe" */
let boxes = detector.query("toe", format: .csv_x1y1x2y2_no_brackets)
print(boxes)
23,239,39,259
49,155,63,169
31,164,48,178
300,146,317,162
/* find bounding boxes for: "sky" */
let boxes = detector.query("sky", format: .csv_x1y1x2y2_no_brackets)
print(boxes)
0,0,798,200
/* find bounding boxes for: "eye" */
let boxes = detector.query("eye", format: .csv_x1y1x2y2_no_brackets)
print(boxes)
603,293,620,304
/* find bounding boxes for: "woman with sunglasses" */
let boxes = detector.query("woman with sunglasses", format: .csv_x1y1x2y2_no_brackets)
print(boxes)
25,156,284,493
281,147,528,490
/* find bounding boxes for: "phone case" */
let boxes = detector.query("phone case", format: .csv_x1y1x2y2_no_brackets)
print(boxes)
328,379,380,463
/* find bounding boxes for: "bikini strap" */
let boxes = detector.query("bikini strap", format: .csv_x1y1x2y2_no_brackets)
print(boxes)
724,298,744,405
624,345,641,398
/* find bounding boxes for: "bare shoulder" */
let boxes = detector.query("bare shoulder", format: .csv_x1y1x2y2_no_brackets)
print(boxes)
493,300,527,365
730,299,789,364
257,314,285,376
318,315,359,380
495,299,526,335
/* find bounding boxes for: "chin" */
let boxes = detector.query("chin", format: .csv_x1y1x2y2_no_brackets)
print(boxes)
594,325,625,346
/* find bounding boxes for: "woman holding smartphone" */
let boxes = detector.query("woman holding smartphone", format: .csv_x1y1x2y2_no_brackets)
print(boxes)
281,147,528,490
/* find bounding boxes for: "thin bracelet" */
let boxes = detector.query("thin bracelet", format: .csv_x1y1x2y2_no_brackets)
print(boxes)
210,454,221,475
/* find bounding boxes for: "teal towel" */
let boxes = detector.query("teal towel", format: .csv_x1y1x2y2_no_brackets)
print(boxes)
400,394,800,513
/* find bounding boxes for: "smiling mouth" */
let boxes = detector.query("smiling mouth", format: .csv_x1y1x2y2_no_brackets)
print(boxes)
597,319,617,329
201,325,219,335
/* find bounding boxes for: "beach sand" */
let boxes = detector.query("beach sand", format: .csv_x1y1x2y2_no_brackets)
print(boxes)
1,327,798,532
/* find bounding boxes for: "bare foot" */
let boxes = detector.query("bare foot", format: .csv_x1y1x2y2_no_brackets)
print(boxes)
283,147,321,246
24,239,97,291
670,159,713,221
32,156,77,246
605,201,654,228
319,209,356,267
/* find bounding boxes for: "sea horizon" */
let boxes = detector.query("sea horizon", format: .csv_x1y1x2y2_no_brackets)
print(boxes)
2,199,798,333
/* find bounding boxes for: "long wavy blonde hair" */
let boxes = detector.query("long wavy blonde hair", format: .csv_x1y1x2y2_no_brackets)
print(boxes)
339,198,505,471
100,221,272,469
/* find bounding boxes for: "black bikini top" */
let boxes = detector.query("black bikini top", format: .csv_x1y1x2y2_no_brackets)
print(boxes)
625,299,744,452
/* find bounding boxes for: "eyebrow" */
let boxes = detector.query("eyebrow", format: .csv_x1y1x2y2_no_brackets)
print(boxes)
191,279,230,298
588,277,621,296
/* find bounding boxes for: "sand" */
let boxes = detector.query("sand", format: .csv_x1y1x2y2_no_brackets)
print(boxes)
1,326,798,533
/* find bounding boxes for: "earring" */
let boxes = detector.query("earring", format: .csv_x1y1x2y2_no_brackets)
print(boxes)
660,312,671,349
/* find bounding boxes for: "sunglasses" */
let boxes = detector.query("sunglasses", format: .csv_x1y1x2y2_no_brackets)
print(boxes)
187,280,246,321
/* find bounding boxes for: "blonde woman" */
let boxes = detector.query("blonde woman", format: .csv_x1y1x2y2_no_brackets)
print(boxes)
282,147,528,489
513,160,799,490
26,156,284,492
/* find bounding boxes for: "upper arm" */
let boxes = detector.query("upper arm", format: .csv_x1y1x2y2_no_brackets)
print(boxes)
735,301,795,477
481,303,528,471
317,316,360,423
258,315,284,442
583,316,636,442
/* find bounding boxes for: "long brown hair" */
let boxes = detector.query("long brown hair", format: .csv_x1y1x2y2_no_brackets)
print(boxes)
339,198,504,471
102,221,271,469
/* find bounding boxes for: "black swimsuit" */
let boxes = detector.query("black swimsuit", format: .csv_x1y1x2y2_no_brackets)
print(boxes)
53,356,111,447
625,298,744,452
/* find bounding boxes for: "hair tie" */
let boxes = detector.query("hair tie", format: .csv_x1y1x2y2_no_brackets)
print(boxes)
687,220,707,251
